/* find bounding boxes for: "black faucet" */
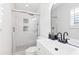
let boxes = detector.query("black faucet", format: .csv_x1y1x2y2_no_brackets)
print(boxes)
48,32,51,39
62,32,69,43
57,32,62,42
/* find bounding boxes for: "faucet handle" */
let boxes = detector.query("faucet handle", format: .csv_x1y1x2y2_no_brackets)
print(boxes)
58,37,62,42
64,38,70,43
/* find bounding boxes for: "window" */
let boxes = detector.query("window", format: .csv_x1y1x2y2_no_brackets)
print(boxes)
71,8,79,28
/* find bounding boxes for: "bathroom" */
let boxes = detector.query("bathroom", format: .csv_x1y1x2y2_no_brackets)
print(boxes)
0,3,79,55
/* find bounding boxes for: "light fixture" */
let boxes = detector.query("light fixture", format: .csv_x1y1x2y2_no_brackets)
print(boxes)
25,5,29,7
53,3,56,4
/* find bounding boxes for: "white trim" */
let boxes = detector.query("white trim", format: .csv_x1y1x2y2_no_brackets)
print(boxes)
12,9,40,16
70,8,79,28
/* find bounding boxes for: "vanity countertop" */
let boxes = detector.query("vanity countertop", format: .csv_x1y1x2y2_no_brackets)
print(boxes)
37,36,79,55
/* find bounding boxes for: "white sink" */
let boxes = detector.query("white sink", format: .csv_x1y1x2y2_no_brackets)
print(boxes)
55,42,79,55
37,36,79,55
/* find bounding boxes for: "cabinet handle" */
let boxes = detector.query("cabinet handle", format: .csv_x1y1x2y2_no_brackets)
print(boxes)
55,48,58,51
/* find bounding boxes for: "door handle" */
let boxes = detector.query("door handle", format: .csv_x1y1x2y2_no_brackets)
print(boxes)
13,27,15,32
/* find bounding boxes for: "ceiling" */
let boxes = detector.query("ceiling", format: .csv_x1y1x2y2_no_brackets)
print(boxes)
14,3,40,13
52,3,64,9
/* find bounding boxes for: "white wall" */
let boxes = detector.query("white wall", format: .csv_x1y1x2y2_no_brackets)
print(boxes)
0,4,12,54
39,3,52,37
53,3,79,39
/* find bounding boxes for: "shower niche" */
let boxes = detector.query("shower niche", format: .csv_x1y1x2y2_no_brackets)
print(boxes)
23,19,29,23
23,18,29,31
23,26,28,31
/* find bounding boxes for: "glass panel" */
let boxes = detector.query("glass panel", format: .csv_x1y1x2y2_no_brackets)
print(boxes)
74,8,79,24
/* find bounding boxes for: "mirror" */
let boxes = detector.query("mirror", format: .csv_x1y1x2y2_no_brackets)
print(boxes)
51,3,79,46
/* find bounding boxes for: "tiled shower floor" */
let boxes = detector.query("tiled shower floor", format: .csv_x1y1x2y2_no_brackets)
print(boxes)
13,45,29,55
14,51,25,55
13,45,36,55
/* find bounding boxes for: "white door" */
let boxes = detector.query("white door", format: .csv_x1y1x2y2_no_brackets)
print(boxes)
12,12,38,53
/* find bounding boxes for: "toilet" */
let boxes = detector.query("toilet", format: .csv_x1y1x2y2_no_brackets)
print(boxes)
25,46,37,55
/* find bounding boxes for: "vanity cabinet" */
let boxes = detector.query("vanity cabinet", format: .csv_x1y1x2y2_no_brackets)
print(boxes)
37,37,60,55
37,41,53,55
37,39,61,55
37,37,79,55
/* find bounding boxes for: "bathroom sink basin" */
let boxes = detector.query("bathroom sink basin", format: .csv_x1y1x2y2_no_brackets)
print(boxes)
55,42,79,55
48,40,79,55
37,36,79,55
